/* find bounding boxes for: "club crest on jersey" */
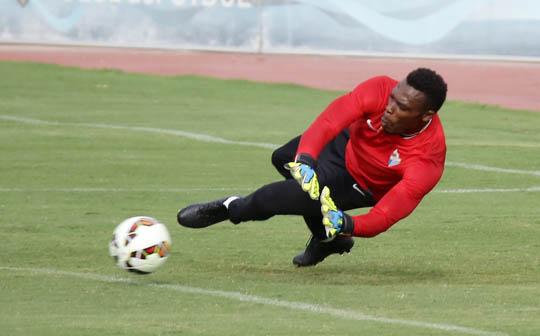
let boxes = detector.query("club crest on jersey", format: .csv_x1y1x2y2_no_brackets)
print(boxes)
388,149,401,167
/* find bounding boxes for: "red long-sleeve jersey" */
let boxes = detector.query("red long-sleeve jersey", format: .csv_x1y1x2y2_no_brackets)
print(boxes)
297,76,446,237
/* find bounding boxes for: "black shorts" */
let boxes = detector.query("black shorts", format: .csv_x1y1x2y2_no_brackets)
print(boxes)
271,130,375,211
228,130,375,239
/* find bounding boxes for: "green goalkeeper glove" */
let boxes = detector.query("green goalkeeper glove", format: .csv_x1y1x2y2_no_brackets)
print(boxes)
320,186,354,240
286,153,320,200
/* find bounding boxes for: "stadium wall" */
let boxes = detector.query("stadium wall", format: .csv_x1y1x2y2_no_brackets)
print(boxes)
1,0,540,60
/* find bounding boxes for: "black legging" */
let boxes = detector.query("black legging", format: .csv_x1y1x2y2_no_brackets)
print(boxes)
228,131,375,240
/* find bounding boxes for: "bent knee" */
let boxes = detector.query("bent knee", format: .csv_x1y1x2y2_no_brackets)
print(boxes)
271,147,291,173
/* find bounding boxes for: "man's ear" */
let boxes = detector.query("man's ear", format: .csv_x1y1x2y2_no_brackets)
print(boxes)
422,110,435,123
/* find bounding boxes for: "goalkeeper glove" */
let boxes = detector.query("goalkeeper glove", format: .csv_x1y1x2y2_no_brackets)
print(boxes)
286,153,320,200
320,186,354,240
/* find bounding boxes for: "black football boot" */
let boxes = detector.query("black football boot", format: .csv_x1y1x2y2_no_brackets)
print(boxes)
177,197,231,228
292,235,354,267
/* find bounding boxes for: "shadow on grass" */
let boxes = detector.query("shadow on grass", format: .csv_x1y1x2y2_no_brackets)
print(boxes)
222,260,449,286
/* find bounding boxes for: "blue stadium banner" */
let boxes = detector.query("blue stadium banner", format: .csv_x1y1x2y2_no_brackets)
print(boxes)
1,0,540,59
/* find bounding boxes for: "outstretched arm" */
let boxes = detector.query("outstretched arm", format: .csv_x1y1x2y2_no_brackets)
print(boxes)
319,161,444,239
296,76,392,160
352,161,444,237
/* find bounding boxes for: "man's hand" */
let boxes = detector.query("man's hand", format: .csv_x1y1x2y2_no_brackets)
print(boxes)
320,186,354,240
286,154,319,200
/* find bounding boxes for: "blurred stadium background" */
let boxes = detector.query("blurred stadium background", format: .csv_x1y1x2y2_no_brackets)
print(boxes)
2,0,540,59
1,1,539,336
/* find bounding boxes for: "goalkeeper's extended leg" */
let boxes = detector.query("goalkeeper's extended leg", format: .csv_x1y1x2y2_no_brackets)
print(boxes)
227,179,320,223
178,135,301,228
177,179,358,267
177,179,320,229
177,196,238,228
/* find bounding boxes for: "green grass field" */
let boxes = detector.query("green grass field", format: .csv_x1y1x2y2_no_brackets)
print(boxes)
0,62,539,336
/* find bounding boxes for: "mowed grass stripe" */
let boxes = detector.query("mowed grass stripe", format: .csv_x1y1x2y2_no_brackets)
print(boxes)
1,114,540,177
1,62,538,336
0,266,508,336
1,187,540,193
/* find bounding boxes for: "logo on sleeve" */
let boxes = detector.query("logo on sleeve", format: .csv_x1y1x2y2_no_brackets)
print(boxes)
388,149,401,167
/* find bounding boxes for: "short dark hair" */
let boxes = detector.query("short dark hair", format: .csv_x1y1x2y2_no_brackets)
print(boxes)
406,68,447,112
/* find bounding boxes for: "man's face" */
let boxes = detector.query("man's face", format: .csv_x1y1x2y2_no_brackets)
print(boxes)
382,80,434,135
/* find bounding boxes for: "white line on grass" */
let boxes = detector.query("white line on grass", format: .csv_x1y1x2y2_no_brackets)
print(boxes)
2,115,539,177
0,187,254,193
0,266,507,336
0,115,277,149
447,141,540,148
445,162,540,177
436,186,540,193
1,187,540,194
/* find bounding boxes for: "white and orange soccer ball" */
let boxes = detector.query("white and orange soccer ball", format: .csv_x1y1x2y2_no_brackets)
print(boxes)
109,216,171,274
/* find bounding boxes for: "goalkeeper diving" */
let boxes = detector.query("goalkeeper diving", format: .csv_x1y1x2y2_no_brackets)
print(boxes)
178,68,448,267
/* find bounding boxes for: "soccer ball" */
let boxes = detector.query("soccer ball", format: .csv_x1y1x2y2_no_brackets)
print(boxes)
109,216,172,274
